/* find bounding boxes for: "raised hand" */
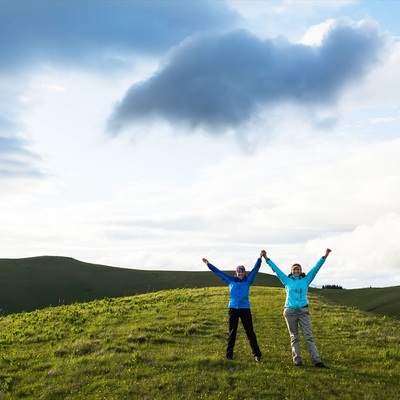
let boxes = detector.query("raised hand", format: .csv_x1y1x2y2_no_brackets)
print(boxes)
325,249,332,257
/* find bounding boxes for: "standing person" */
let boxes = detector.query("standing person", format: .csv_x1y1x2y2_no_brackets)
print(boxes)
202,252,263,362
261,248,332,368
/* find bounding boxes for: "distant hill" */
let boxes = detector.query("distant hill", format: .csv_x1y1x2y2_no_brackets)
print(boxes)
313,285,400,319
2,256,400,319
0,256,281,315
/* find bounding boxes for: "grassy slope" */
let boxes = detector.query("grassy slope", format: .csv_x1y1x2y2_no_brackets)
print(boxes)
0,287,399,399
313,286,400,319
0,256,281,315
1,256,400,320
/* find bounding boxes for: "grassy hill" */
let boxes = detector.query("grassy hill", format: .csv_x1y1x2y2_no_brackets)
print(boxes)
2,256,400,321
313,286,400,319
0,287,399,399
0,256,281,315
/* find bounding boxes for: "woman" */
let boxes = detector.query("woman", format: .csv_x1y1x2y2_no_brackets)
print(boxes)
261,248,331,368
202,252,263,362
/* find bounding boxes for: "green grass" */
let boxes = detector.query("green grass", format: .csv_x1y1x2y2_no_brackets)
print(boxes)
0,287,399,399
313,286,400,319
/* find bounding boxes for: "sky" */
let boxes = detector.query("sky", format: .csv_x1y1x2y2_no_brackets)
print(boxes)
1,0,400,289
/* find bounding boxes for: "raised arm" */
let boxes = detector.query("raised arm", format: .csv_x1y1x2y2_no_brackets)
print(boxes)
246,252,264,285
202,257,231,284
305,248,332,284
261,250,288,285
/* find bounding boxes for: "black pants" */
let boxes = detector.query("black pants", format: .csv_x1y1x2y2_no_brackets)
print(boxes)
226,308,262,358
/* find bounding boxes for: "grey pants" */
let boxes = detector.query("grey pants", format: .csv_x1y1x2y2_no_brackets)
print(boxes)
283,307,322,364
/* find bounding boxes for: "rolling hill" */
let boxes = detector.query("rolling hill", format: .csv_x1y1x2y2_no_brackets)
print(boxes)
1,256,399,320
0,256,281,315
313,285,400,319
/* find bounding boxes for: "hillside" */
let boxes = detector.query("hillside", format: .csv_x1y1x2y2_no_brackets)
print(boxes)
0,256,281,315
2,256,400,320
0,287,399,399
313,285,400,319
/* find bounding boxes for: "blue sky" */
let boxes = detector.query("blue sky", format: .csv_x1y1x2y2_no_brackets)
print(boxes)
1,0,400,289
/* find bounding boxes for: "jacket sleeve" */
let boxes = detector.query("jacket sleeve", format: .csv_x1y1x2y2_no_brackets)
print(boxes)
305,256,326,285
265,258,288,285
246,258,261,285
207,263,231,285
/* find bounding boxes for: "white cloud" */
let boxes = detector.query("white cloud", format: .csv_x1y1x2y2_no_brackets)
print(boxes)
307,213,400,288
226,0,356,40
300,19,336,45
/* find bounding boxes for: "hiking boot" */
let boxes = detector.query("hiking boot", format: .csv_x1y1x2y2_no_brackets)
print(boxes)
315,362,328,368
294,362,302,367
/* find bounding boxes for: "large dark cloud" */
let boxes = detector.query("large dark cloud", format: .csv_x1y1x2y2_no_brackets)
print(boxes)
0,0,238,72
107,19,388,133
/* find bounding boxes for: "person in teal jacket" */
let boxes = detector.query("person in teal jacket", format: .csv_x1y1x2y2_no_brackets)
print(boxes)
261,248,331,368
202,252,263,362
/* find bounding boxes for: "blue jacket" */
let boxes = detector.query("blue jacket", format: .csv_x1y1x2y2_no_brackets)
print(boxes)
265,257,327,309
208,258,261,309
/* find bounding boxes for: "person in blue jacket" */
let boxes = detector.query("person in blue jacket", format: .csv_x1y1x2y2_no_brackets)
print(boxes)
261,248,331,368
202,252,263,362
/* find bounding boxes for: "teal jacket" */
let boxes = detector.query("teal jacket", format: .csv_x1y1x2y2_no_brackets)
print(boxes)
207,258,261,309
265,256,327,309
